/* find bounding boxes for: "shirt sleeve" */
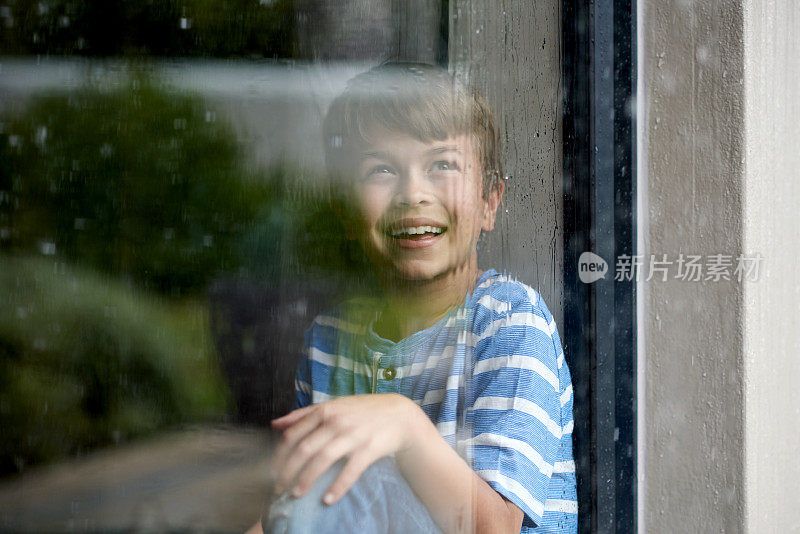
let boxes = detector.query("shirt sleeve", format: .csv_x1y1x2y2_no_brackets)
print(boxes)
466,282,565,529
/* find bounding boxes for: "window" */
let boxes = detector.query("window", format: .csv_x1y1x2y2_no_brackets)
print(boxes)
0,2,637,532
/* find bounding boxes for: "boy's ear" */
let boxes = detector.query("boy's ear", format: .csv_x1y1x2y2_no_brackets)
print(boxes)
481,179,505,232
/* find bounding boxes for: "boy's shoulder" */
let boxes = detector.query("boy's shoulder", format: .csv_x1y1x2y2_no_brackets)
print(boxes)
470,269,555,326
469,270,563,370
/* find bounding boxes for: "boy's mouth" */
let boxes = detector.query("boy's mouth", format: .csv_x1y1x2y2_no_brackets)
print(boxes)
383,218,448,247
388,225,446,240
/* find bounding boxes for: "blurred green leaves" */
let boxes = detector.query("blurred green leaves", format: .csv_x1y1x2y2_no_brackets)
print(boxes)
1,74,273,295
0,72,371,472
0,255,228,474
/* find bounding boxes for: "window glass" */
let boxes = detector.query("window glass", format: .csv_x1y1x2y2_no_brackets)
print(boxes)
0,2,592,532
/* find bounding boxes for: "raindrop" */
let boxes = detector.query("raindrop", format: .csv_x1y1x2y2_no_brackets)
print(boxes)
38,241,56,255
35,126,48,147
0,5,12,27
626,96,637,117
696,45,710,64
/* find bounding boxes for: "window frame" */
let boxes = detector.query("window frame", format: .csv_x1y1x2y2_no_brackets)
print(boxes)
562,0,638,532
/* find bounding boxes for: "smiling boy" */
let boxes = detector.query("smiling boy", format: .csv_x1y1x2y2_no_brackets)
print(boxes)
255,63,577,533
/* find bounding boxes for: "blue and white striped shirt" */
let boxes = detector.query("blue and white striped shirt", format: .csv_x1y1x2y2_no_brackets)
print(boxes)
295,269,577,533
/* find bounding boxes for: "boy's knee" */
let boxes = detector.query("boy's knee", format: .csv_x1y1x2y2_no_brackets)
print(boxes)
261,458,406,534
263,460,344,534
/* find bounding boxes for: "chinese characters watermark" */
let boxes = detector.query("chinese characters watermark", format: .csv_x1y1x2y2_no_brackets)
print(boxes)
578,252,763,283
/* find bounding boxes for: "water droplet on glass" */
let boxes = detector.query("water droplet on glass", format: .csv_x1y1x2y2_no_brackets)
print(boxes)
38,241,56,255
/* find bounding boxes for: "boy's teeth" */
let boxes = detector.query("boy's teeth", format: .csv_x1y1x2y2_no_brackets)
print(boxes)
390,226,443,237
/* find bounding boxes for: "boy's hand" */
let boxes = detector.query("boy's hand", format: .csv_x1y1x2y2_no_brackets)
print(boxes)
269,394,427,505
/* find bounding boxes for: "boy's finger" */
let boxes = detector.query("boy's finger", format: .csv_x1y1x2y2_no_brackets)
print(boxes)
271,405,314,429
322,453,372,505
275,424,338,493
290,433,358,497
270,409,323,474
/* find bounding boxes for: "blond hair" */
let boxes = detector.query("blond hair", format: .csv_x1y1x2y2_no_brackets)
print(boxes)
323,62,502,197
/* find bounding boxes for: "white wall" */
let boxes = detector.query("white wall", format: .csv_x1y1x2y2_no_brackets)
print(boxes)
743,1,800,531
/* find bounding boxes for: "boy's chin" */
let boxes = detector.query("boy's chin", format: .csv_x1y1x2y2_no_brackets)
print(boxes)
381,261,468,285
379,263,443,284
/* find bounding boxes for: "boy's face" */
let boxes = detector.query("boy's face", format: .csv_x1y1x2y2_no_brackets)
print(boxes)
345,130,502,283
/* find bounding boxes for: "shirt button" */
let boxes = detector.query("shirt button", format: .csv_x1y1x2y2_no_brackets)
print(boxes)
382,366,396,381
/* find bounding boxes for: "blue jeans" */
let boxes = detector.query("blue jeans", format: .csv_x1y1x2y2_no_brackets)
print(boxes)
262,457,443,534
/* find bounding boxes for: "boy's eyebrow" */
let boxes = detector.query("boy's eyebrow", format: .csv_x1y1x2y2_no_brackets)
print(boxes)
361,150,392,160
426,145,462,155
360,145,463,159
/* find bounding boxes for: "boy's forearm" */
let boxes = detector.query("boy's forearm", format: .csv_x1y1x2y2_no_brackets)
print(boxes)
397,404,524,534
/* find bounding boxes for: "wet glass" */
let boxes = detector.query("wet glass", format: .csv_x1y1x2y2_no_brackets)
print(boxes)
0,1,586,532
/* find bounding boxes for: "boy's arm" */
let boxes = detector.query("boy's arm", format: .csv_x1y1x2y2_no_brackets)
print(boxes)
270,393,523,534
394,398,525,533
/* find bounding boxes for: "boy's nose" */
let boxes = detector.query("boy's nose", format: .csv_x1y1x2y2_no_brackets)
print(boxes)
394,169,430,206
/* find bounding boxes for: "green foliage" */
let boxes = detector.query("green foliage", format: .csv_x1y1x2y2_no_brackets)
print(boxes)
0,255,228,474
235,169,373,286
0,74,275,295
0,72,376,472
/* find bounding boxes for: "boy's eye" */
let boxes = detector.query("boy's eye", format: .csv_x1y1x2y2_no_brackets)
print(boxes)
430,160,459,172
365,165,395,178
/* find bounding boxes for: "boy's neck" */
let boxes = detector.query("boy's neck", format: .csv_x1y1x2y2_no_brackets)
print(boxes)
374,262,483,342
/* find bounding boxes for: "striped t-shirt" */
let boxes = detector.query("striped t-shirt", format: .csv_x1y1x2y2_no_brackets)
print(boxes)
295,269,577,533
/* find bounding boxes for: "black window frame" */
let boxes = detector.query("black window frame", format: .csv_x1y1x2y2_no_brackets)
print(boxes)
562,0,638,532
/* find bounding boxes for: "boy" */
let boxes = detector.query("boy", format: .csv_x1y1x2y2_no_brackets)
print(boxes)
254,63,576,533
